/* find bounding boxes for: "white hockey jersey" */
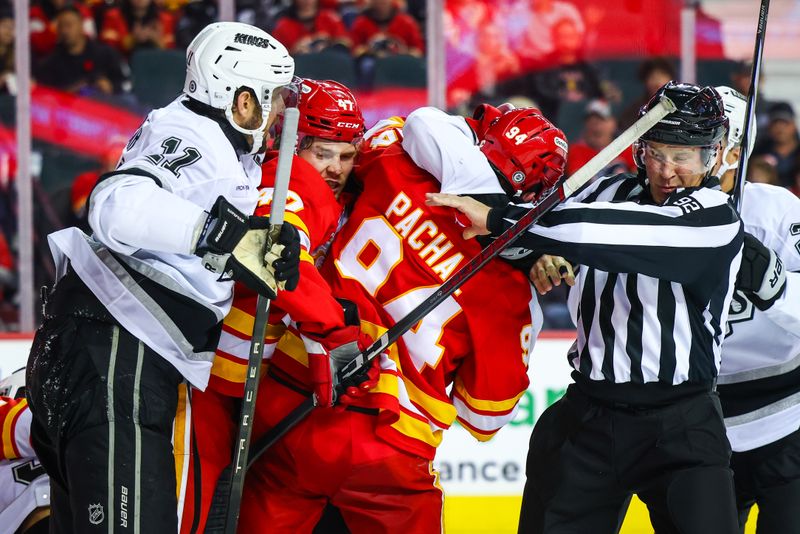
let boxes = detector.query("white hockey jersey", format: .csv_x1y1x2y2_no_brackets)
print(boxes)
0,458,49,534
717,182,800,451
0,396,48,534
48,96,262,389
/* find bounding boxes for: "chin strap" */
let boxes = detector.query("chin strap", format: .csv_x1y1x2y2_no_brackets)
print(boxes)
714,144,740,182
225,102,270,155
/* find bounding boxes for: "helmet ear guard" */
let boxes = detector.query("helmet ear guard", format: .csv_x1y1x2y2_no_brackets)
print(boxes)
714,85,757,180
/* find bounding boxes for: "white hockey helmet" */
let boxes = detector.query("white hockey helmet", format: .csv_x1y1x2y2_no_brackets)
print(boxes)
715,85,757,178
0,367,25,399
184,22,296,154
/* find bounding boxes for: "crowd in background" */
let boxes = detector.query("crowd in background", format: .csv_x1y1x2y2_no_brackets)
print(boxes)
0,0,798,330
1,0,427,99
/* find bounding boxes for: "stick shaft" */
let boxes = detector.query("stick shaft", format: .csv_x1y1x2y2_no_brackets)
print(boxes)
732,0,770,212
224,107,300,534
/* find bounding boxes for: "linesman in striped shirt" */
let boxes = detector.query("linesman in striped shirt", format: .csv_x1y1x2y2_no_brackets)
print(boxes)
428,82,749,533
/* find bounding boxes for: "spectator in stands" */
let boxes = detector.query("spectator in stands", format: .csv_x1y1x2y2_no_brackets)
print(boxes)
173,0,216,49
518,0,584,64
351,0,424,58
497,16,607,121
99,0,176,56
0,7,15,95
752,101,800,188
445,0,519,107
30,0,96,58
271,0,351,55
35,6,127,96
0,226,14,309
70,143,122,232
565,99,630,177
747,156,780,187
617,56,675,130
731,59,772,134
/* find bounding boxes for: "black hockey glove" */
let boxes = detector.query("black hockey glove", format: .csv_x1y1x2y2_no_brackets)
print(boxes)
194,196,301,299
736,232,786,311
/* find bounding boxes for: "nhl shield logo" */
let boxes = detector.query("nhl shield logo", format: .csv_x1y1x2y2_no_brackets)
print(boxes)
88,503,105,525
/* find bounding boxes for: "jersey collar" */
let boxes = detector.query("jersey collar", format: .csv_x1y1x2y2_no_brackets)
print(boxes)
181,97,252,158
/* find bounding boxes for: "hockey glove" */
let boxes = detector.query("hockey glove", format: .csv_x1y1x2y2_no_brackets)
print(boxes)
336,353,381,409
194,196,301,299
736,232,786,311
307,299,381,407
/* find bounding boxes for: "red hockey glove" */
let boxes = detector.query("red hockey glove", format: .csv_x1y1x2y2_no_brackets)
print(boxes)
307,332,383,408
307,334,359,408
336,354,381,409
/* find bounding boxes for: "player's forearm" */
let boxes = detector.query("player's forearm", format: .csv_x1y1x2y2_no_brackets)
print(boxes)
88,174,207,255
489,201,742,284
402,107,499,194
273,261,348,338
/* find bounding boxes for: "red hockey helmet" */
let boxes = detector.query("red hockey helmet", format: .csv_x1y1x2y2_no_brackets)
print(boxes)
298,79,365,144
479,108,568,201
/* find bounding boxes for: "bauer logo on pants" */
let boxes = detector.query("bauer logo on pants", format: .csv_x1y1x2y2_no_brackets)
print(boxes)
88,503,105,525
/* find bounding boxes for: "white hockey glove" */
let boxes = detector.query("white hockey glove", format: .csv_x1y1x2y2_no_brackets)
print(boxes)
194,196,300,299
736,233,786,311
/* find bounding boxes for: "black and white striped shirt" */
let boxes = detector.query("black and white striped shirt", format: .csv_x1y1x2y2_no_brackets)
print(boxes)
492,174,744,405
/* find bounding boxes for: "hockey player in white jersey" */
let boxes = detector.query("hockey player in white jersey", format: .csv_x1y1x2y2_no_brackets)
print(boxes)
0,369,50,534
712,86,800,534
24,22,302,534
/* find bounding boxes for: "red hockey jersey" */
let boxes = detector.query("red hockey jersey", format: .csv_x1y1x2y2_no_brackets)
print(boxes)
0,397,32,461
316,143,539,459
209,152,350,396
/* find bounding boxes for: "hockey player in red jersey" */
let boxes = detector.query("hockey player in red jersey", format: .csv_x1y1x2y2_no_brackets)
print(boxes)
0,369,50,534
238,106,567,533
178,78,375,533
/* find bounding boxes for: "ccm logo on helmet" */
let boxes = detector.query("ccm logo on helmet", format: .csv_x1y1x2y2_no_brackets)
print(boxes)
337,122,361,129
233,33,275,49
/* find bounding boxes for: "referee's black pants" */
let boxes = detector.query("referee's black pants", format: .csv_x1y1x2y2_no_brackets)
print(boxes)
518,384,739,534
730,426,800,534
26,312,182,534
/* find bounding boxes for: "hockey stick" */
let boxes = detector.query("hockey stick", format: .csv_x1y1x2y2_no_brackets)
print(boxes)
223,107,300,534
246,96,677,470
731,0,770,212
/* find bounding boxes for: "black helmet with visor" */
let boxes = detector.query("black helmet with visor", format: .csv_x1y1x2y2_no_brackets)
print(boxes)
633,82,729,177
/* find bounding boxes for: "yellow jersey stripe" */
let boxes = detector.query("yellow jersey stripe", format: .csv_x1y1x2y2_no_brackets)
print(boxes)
282,212,310,241
391,409,441,448
453,376,526,413
275,330,310,367
223,307,286,339
403,376,457,426
173,384,189,500
2,399,27,460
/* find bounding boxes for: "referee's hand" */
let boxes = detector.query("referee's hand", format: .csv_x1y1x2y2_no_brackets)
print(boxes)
426,193,491,239
529,255,575,295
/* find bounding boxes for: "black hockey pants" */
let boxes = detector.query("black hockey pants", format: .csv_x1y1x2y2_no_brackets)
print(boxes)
26,280,182,534
731,426,800,534
518,384,739,534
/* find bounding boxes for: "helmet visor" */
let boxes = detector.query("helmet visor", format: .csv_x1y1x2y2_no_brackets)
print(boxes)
635,141,719,176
